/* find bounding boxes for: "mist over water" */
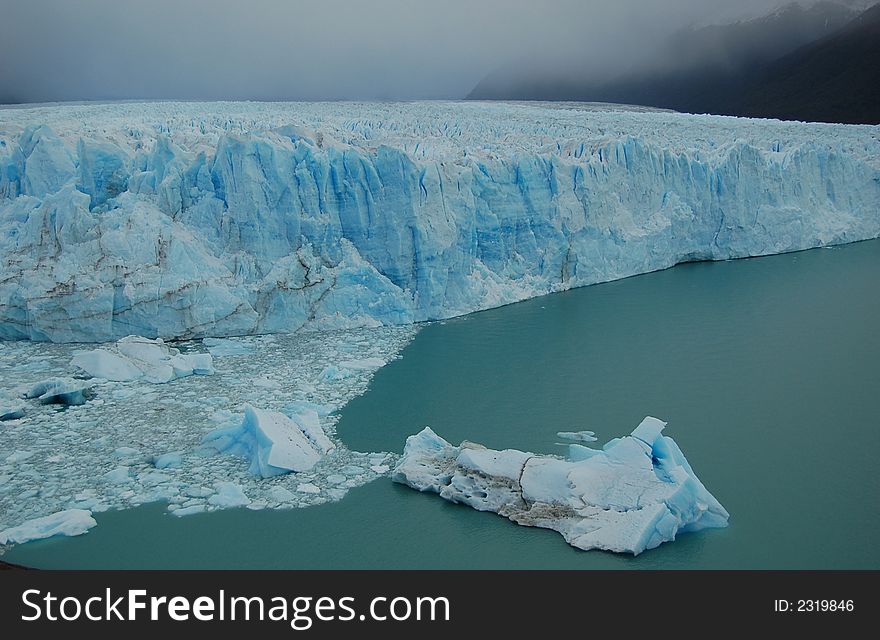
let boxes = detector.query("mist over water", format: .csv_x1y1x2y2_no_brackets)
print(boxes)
0,0,823,103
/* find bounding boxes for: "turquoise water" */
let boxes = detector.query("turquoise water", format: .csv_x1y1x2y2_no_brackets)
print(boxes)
6,240,880,569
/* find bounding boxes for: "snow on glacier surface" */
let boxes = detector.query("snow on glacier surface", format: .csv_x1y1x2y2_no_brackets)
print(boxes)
392,417,729,555
1,101,878,342
0,325,416,548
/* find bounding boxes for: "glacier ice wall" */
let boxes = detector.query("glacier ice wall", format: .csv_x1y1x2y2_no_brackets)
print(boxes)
1,101,878,342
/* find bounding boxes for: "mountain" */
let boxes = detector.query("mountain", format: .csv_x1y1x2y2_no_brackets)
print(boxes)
468,1,880,124
730,3,880,123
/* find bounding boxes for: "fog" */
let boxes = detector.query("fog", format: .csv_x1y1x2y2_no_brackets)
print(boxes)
0,0,813,103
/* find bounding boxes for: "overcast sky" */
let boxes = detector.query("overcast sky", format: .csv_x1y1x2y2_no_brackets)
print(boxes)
0,0,807,103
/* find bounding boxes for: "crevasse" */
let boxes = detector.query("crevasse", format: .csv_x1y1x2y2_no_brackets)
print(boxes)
1,101,878,342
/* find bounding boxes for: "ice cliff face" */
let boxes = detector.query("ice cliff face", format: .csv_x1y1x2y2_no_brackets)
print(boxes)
1,101,878,342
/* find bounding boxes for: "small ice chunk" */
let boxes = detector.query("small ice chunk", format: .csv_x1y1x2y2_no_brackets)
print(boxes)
556,430,598,443
1,405,26,421
0,509,97,544
208,482,250,508
153,452,183,469
268,486,296,502
319,365,350,381
172,505,207,517
203,338,254,357
141,471,172,486
296,483,321,494
252,376,281,389
102,467,131,484
286,400,334,417
5,450,35,463
338,357,385,370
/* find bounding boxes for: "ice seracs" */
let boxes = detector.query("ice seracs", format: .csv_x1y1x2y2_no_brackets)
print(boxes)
202,405,334,478
1,101,877,342
71,335,214,383
392,417,729,555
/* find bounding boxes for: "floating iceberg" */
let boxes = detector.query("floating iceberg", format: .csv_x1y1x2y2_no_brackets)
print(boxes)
207,482,250,508
71,335,214,382
0,404,25,421
392,417,729,555
202,405,334,478
557,430,597,443
0,509,96,544
1,102,877,343
24,377,92,406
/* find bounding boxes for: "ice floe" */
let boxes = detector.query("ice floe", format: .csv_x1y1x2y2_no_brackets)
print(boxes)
556,430,598,443
0,509,96,544
0,326,415,547
1,405,25,421
72,335,214,383
392,417,729,555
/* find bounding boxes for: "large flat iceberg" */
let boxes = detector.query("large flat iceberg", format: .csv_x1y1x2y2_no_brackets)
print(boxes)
1,101,877,342
392,417,729,555
0,509,96,544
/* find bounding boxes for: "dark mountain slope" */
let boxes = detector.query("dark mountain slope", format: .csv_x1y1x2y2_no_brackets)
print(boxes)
468,2,880,124
730,3,880,123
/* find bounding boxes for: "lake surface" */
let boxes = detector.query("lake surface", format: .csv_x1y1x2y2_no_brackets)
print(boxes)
6,240,880,569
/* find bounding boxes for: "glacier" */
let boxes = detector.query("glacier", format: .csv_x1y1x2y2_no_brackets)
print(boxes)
392,417,729,555
1,101,877,342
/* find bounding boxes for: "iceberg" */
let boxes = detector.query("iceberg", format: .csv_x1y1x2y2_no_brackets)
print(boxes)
202,405,334,478
392,417,729,555
0,509,97,544
0,404,25,421
71,335,214,382
24,377,92,406
557,430,597,443
0,101,876,343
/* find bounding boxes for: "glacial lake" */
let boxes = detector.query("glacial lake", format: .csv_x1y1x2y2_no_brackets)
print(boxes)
6,239,880,569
